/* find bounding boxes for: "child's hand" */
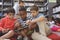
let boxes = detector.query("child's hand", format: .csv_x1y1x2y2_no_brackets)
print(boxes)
14,21,21,28
2,29,7,33
26,20,31,25
15,22,20,27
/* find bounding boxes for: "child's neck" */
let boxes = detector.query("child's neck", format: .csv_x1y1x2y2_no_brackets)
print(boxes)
9,17,14,20
33,14,38,18
7,16,14,20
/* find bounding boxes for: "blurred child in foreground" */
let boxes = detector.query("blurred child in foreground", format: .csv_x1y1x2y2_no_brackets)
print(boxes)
0,8,16,40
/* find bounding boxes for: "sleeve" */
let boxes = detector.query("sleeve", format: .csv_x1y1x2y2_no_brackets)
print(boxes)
38,14,45,18
13,3,19,14
0,18,5,31
31,14,45,23
51,26,58,31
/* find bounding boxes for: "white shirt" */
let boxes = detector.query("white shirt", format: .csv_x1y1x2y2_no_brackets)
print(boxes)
13,3,19,15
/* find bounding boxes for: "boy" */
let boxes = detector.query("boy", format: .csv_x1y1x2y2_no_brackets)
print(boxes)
0,8,16,39
26,5,51,40
18,7,33,28
15,7,33,40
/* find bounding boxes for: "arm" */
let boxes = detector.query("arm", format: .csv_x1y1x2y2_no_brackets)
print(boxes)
0,30,14,39
26,15,45,25
0,18,5,31
31,16,45,23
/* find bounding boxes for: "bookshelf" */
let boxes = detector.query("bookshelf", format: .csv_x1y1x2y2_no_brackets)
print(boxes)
52,4,60,18
0,0,3,17
53,4,60,14
13,0,47,15
22,0,47,14
0,0,14,18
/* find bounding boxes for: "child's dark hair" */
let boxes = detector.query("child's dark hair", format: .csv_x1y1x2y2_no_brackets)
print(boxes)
30,5,39,11
19,7,26,11
7,8,15,14
55,18,60,24
19,1,24,4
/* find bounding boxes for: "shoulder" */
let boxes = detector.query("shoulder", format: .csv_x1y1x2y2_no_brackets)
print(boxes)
39,13,44,16
0,17,8,22
37,13,45,18
16,18,22,23
13,3,19,9
1,16,8,20
13,3,19,7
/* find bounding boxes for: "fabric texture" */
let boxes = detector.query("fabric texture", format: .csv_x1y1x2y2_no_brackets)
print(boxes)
51,25,60,31
32,13,51,36
31,32,51,40
0,16,16,31
31,13,51,40
13,3,19,15
48,33,60,40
